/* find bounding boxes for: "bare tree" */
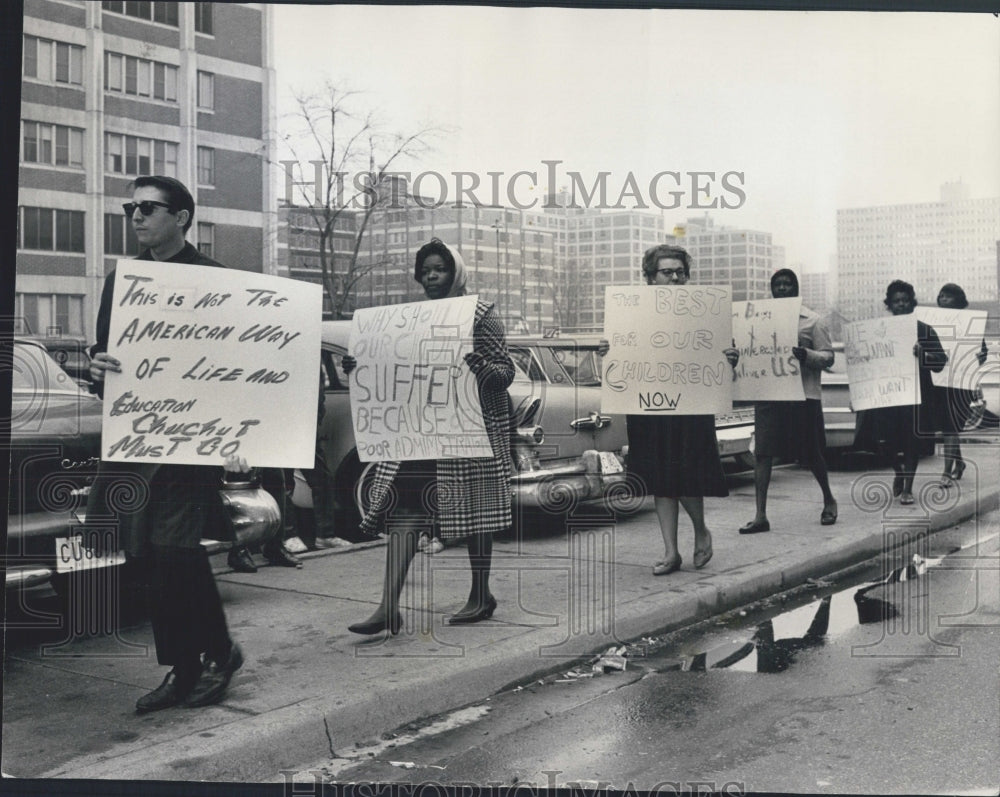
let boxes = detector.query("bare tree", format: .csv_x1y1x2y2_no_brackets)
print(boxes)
280,83,439,318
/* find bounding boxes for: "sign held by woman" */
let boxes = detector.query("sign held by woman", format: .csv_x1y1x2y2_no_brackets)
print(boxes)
348,295,491,461
843,315,920,411
731,297,805,401
601,284,733,415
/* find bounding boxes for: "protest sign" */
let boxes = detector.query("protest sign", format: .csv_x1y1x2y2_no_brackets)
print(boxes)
601,284,733,415
102,260,322,467
843,315,919,411
348,295,491,462
914,306,988,390
731,297,805,401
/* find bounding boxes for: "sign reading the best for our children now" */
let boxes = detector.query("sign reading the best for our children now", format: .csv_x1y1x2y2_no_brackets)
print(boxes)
843,315,919,412
914,306,988,391
731,297,805,402
348,295,491,462
102,260,322,467
601,285,733,415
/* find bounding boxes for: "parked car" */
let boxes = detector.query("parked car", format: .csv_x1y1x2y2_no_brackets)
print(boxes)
294,323,756,534
5,338,276,597
820,344,856,450
21,335,93,389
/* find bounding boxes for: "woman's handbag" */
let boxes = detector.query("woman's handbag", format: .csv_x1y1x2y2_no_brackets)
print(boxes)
218,470,282,547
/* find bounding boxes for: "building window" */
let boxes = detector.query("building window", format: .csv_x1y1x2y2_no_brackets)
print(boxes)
102,1,178,26
194,2,214,34
23,36,83,86
197,147,215,186
17,293,85,337
105,133,177,177
197,223,214,258
104,214,140,256
197,71,214,110
19,207,85,253
22,122,84,168
105,52,177,101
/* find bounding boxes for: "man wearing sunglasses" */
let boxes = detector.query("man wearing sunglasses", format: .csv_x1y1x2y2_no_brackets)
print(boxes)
86,176,297,713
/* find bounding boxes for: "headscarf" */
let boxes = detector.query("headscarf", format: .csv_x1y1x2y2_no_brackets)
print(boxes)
413,238,467,298
770,268,799,297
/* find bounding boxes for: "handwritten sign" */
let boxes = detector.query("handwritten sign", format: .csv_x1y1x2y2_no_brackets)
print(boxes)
843,315,919,411
731,298,805,401
601,284,733,415
102,260,322,467
914,306,987,390
348,295,491,462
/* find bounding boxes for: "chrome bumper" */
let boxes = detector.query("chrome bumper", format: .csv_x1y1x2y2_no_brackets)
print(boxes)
511,450,628,509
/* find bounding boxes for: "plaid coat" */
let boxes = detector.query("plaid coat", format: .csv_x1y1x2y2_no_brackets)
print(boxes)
358,300,514,538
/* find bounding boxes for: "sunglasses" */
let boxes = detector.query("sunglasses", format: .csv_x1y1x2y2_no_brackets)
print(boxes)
122,200,173,217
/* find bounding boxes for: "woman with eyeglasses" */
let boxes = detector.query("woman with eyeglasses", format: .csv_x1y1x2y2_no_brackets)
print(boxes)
932,283,988,488
853,279,947,505
625,244,739,576
341,238,514,634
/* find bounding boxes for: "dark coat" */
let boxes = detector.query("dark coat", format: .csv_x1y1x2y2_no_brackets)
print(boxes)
86,243,229,556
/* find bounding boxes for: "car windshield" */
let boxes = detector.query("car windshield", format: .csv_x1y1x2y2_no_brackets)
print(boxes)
12,342,88,395
550,347,602,386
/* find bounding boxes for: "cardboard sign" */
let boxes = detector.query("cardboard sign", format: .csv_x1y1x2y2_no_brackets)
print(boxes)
348,295,491,462
914,306,988,390
601,284,733,415
843,315,919,411
731,297,805,401
102,260,322,467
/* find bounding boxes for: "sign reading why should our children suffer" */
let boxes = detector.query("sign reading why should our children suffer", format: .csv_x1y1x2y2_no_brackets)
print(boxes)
914,306,988,391
102,260,322,467
601,284,733,415
731,297,805,402
348,295,491,462
843,315,919,412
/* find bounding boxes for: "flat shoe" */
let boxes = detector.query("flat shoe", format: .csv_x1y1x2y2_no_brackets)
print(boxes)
693,543,713,570
652,556,682,576
892,475,904,497
899,491,915,505
348,611,402,635
739,519,770,535
820,503,838,526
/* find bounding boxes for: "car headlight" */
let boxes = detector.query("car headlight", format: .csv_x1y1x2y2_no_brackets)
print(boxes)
516,426,545,445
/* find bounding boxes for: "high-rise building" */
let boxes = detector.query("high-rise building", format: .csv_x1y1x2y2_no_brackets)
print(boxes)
16,1,277,339
673,214,779,302
836,182,1000,321
800,271,830,313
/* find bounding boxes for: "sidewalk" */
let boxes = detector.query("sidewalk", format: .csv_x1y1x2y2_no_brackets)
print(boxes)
3,449,998,782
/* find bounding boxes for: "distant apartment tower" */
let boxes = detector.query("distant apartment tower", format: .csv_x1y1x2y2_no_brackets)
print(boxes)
674,215,779,302
799,271,830,313
17,1,277,339
836,182,1000,321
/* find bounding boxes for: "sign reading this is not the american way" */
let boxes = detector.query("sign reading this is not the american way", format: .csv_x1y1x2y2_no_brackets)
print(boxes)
348,295,491,462
601,284,733,415
102,260,322,467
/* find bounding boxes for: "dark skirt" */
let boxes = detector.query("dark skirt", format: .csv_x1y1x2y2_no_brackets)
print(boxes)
932,385,978,433
626,414,728,498
754,399,827,465
854,405,936,458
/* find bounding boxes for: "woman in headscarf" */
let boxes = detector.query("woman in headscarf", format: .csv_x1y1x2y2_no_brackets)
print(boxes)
853,280,947,505
343,238,514,634
933,283,988,487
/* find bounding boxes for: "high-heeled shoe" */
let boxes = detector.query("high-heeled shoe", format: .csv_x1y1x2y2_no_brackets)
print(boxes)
952,460,966,481
348,611,402,636
446,596,497,625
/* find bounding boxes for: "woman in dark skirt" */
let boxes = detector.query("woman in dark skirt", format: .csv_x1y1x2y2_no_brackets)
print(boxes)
626,245,739,575
853,280,947,505
933,283,988,487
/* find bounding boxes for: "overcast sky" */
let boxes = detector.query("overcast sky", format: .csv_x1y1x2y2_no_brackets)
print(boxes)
272,6,999,272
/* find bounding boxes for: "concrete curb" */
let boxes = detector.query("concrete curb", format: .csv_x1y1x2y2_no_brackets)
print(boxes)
41,473,998,782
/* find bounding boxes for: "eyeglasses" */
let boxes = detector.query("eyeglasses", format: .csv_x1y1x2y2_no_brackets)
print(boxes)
122,200,172,217
656,267,686,278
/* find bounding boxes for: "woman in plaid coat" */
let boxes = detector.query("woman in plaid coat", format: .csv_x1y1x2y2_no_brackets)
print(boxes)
344,239,514,634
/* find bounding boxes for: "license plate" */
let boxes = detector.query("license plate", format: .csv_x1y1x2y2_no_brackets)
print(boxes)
599,451,624,474
54,533,126,574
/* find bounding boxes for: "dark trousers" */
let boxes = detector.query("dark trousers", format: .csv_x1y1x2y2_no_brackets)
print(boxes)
148,545,231,670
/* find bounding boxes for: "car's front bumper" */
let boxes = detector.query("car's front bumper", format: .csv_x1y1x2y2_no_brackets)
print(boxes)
511,450,628,509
